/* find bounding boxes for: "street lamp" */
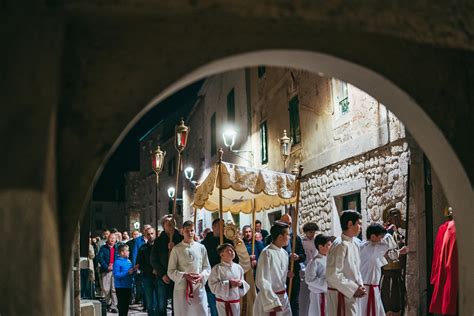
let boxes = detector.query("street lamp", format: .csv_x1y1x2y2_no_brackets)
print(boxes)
278,129,293,173
167,187,175,199
151,145,166,230
184,167,194,182
222,128,253,164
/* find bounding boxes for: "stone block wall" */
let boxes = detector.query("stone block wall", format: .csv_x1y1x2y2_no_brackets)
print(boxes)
299,139,410,235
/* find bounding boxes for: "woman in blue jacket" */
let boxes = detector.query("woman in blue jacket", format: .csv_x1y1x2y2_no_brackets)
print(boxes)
113,244,136,316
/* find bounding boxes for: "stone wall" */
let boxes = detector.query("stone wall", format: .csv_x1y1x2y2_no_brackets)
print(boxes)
299,139,410,236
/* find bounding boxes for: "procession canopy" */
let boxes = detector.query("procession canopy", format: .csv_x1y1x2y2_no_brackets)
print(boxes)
192,161,297,214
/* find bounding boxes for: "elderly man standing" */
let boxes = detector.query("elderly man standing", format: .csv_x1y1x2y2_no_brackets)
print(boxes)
98,233,119,313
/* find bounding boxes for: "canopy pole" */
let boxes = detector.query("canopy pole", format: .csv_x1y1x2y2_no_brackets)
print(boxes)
251,199,256,256
288,165,304,300
218,148,224,245
193,207,198,230
171,152,183,242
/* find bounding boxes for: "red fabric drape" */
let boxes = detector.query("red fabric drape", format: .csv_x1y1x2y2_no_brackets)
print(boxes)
429,220,458,315
430,221,449,285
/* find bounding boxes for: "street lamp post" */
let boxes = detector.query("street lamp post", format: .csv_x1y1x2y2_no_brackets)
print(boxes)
151,145,166,230
184,166,200,230
222,128,254,164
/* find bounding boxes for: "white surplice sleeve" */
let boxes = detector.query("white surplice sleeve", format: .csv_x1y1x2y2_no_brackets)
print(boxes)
237,264,250,297
167,246,185,284
208,265,231,297
326,243,359,299
200,246,211,285
255,250,281,312
305,257,322,284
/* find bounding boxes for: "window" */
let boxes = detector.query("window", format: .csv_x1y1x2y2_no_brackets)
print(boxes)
260,121,268,164
258,66,266,78
167,158,176,177
227,89,235,123
332,79,350,116
288,96,301,145
210,112,216,156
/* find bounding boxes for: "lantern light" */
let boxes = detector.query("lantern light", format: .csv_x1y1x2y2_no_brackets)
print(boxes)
278,130,293,164
167,187,175,199
175,118,190,152
184,167,194,181
222,129,237,149
151,145,166,174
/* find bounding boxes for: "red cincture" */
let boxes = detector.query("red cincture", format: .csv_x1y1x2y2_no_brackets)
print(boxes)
328,288,346,316
320,292,326,315
269,290,287,316
364,284,379,316
215,297,240,316
185,280,194,305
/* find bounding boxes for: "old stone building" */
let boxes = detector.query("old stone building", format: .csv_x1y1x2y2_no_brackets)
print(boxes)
2,2,472,315
181,66,446,313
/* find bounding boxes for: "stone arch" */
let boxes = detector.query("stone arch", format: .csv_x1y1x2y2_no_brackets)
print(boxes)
107,49,472,312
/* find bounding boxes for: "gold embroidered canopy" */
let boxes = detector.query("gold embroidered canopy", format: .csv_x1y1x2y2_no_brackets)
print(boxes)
192,161,297,214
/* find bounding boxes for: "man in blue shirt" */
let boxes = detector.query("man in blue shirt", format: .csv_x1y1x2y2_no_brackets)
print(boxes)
131,224,151,306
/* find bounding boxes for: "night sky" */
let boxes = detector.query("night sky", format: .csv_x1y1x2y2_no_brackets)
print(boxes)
93,80,204,200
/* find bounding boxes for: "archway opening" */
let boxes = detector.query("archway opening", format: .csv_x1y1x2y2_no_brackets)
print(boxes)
83,50,471,315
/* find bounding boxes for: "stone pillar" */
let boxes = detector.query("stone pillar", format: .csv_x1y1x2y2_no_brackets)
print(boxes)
0,14,64,315
405,136,427,315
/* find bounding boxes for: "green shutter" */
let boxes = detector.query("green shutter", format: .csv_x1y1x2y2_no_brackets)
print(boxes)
289,96,301,144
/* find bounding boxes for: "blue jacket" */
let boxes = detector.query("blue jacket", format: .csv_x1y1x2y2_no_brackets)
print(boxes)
131,236,146,266
113,257,133,288
244,239,264,260
98,244,118,273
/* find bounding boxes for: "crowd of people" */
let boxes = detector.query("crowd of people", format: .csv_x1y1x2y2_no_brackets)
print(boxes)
80,209,407,316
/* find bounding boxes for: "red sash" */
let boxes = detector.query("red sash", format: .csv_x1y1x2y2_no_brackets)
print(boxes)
328,287,346,316
215,297,240,316
185,280,194,305
269,290,287,316
364,284,379,316
320,293,326,315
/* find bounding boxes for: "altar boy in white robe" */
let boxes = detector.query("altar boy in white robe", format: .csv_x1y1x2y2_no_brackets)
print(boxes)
168,220,211,315
254,221,292,316
326,210,366,316
305,234,333,316
360,223,407,316
208,243,250,316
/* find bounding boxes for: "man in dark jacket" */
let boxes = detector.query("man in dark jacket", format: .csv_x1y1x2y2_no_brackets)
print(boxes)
265,214,306,316
201,218,237,316
137,227,157,316
97,233,119,312
150,215,183,316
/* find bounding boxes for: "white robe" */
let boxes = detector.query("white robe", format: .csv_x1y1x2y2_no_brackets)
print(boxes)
168,240,211,316
305,254,328,316
326,234,364,316
359,239,391,316
301,236,318,316
208,261,250,316
253,244,292,316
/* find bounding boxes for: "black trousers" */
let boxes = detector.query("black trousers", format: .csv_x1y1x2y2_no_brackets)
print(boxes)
116,288,132,316
287,273,301,316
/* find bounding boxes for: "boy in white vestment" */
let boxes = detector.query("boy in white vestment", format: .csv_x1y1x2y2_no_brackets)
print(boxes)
326,210,366,316
208,243,250,316
254,221,292,316
305,235,333,316
359,223,407,316
168,220,211,316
